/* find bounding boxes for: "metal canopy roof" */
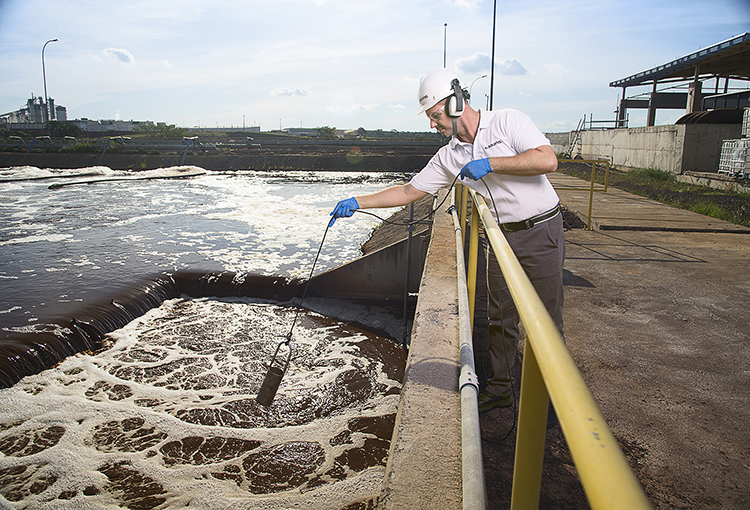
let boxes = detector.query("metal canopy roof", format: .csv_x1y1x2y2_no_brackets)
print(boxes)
610,32,750,88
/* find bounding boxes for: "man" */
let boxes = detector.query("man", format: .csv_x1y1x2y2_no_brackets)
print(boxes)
330,69,564,417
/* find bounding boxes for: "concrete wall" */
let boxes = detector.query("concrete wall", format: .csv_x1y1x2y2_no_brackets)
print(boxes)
0,152,434,173
549,124,742,174
582,125,685,172
380,189,463,509
546,132,574,154
680,124,742,173
306,227,430,300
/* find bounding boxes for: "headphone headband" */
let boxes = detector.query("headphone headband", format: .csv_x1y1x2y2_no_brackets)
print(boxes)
447,78,465,117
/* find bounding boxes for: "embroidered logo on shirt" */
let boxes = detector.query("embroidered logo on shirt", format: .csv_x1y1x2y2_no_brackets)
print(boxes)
485,140,503,150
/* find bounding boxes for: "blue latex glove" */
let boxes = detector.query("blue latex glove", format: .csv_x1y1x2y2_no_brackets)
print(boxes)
460,158,492,180
329,197,359,226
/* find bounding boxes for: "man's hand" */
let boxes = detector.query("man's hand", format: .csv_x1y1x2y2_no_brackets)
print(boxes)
460,158,493,180
329,197,359,226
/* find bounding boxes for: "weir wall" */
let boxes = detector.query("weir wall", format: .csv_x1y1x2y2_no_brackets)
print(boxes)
0,144,443,173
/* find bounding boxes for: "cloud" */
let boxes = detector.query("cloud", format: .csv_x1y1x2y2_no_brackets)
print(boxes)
270,88,312,96
539,119,577,132
497,58,527,76
543,63,570,77
326,103,378,114
103,48,135,64
456,53,491,75
453,0,481,7
456,54,528,77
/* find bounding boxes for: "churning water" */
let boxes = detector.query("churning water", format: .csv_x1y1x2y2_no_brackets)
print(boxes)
0,166,410,509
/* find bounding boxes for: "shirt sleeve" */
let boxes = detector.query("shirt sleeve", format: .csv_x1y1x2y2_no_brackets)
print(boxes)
409,148,457,195
502,110,551,154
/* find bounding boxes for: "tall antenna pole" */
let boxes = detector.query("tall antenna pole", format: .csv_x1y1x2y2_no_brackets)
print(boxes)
489,0,497,110
443,23,447,68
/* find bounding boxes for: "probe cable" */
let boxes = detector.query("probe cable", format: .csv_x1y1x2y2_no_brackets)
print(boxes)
477,177,519,444
354,173,518,442
350,172,462,226
255,220,332,406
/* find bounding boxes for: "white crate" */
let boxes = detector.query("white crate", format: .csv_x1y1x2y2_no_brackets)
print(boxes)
718,139,749,178
743,107,750,137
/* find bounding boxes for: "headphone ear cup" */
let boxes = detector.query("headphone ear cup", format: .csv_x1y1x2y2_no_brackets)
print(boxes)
446,96,459,117
446,93,465,117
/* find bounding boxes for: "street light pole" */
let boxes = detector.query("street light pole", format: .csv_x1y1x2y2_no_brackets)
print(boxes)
443,23,447,68
489,0,497,110
42,38,58,124
469,75,488,104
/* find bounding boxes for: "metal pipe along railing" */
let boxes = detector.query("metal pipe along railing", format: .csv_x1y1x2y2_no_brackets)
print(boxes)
463,186,651,510
450,192,487,510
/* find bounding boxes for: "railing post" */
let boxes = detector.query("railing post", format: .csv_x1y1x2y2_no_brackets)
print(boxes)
467,203,480,324
181,138,191,165
510,338,549,510
21,137,36,165
603,160,610,192
98,138,111,165
460,185,469,245
586,161,596,230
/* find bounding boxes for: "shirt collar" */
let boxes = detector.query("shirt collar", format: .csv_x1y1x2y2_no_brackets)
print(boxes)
478,109,492,130
449,109,491,149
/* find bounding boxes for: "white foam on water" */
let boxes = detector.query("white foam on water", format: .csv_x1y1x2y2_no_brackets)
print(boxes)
0,167,410,327
0,296,405,509
0,233,73,246
1,168,412,507
0,165,204,183
0,166,113,181
172,171,401,276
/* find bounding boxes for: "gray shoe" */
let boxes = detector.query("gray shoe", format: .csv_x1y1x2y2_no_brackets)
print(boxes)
477,390,513,413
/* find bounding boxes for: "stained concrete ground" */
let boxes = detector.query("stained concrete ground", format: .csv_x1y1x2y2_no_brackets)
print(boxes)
365,174,750,509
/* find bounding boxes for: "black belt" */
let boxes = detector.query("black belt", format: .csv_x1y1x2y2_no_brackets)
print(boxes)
501,204,560,232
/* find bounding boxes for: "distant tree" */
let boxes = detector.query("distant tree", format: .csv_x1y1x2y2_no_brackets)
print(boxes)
133,122,189,139
315,126,337,140
48,121,81,138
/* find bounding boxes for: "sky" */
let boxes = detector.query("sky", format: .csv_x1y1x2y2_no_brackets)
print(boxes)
0,0,748,133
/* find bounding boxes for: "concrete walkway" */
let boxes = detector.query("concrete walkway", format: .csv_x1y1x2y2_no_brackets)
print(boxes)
478,173,750,509
372,172,749,509
549,172,750,232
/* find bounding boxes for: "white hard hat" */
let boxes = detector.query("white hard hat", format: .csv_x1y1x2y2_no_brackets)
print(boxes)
417,69,464,114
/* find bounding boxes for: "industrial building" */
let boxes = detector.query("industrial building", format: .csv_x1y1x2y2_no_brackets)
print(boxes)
0,95,66,129
549,32,749,184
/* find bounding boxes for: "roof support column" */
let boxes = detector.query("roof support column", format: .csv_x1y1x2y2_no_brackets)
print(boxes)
647,81,658,127
686,64,703,114
618,86,627,128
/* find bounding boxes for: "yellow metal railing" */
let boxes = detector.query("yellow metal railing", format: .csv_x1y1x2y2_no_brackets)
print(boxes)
455,184,651,510
555,159,610,230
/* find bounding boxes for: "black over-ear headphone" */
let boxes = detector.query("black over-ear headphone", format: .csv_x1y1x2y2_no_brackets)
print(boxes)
446,78,468,117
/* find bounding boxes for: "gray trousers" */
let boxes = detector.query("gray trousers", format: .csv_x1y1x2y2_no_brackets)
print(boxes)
485,213,565,397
